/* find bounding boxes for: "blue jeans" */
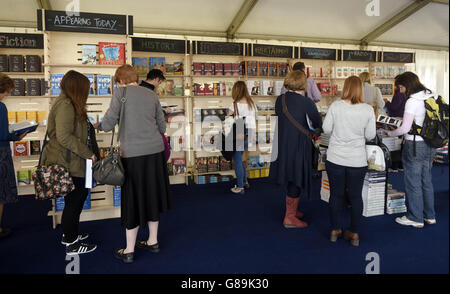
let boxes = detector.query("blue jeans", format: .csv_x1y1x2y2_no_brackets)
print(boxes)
233,140,248,188
402,140,436,222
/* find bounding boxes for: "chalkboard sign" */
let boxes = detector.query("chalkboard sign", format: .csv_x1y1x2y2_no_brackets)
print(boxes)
300,47,337,60
342,50,377,62
252,44,293,58
0,33,43,49
383,52,414,63
39,10,130,35
132,37,187,54
196,41,243,56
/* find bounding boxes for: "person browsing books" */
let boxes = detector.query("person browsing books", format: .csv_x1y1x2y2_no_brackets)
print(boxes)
40,70,98,254
0,73,29,240
359,72,385,116
225,81,258,195
322,76,376,246
269,70,322,229
95,65,171,263
280,62,322,103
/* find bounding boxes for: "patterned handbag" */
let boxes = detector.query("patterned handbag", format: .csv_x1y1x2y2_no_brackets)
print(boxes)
32,132,75,200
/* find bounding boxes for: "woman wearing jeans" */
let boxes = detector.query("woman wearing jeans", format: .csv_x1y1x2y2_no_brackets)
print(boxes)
323,76,376,246
226,81,257,195
383,72,438,228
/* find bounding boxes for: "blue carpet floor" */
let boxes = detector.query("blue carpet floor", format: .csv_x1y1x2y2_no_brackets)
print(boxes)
0,166,448,274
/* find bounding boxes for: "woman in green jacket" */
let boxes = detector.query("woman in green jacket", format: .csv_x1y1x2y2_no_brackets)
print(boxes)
41,70,98,255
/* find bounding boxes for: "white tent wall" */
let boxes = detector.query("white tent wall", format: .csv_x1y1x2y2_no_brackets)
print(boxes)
415,50,449,102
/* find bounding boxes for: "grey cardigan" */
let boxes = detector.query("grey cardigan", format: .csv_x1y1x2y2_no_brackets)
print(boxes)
101,85,166,158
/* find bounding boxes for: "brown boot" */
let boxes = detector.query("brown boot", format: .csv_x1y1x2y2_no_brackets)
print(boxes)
283,196,308,228
343,230,360,247
296,211,304,219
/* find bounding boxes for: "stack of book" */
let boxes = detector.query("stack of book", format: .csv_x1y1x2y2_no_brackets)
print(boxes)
16,168,37,186
0,54,43,72
192,63,240,76
320,171,330,203
193,82,233,96
51,74,116,96
241,61,289,77
381,136,403,152
362,171,386,217
434,143,448,164
319,133,331,147
386,189,407,215
9,78,47,96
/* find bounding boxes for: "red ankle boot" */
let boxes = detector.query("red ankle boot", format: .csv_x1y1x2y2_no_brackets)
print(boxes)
283,196,308,228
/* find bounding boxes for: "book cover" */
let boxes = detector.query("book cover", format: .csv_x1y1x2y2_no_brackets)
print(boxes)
224,63,233,76
0,54,8,72
214,63,223,76
247,80,260,96
278,63,289,77
13,141,29,156
336,67,343,78
84,74,96,95
37,111,47,124
157,79,175,96
40,79,47,96
259,62,268,76
260,80,274,96
204,83,214,96
81,45,97,65
207,157,219,172
204,63,213,76
113,187,121,207
165,63,176,74
172,158,186,175
26,111,37,122
377,114,402,128
98,42,125,65
26,78,41,96
97,74,112,95
50,74,64,96
9,55,24,72
269,62,277,76
149,57,166,72
225,82,234,96
232,63,241,76
219,156,232,171
374,66,384,78
247,61,258,76
8,112,16,124
24,55,41,72
196,157,208,174
30,140,41,155
174,62,184,75
343,67,349,78
193,63,203,75
174,83,183,96
11,79,25,96
17,170,30,185
132,57,148,75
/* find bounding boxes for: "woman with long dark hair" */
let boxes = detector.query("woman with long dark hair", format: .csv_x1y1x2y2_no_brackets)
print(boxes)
41,70,98,255
383,72,438,228
226,81,257,195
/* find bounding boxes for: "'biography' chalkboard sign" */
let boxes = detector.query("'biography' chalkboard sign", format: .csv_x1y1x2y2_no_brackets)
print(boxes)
132,37,187,54
252,44,293,58
196,41,243,56
342,50,377,62
300,47,337,60
0,33,43,49
39,10,129,35
383,52,414,63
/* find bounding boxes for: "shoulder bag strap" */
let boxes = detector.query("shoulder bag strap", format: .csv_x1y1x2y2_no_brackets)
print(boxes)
373,86,378,118
281,94,314,142
114,86,127,146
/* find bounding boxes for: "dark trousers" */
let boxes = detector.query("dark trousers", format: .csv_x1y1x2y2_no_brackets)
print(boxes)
286,181,301,198
61,177,88,243
326,161,367,233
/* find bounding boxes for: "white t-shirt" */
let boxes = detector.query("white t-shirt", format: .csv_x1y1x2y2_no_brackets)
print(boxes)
228,102,257,129
404,90,434,141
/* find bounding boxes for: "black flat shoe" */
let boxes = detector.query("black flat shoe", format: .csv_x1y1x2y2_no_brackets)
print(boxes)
0,228,12,240
136,241,160,253
114,249,134,263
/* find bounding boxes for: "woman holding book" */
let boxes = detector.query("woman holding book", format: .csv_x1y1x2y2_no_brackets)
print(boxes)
0,73,28,240
269,70,322,229
323,76,376,246
226,81,258,195
40,70,98,254
96,65,171,263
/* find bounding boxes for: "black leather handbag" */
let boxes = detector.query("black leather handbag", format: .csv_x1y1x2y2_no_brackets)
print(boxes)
93,88,127,186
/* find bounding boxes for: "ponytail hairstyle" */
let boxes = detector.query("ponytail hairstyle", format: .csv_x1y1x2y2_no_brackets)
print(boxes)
60,70,90,120
395,71,431,99
231,81,256,116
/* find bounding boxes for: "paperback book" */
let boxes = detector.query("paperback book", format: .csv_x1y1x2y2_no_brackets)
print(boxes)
25,55,42,72
149,57,166,72
97,74,112,95
81,45,97,65
132,57,148,75
50,74,64,96
98,42,125,65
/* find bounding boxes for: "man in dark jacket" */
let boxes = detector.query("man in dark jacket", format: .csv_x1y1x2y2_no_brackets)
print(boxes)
140,69,166,92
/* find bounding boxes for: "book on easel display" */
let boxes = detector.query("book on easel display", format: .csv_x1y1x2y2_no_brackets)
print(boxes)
81,45,97,65
98,42,125,65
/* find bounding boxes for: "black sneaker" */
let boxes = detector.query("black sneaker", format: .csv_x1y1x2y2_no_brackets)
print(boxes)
61,233,89,245
66,241,97,256
244,182,250,189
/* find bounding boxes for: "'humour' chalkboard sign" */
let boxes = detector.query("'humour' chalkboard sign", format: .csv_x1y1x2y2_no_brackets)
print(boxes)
342,50,376,62
196,41,243,56
300,47,337,60
252,44,292,58
40,10,129,35
0,33,43,49
132,37,186,54
383,52,414,63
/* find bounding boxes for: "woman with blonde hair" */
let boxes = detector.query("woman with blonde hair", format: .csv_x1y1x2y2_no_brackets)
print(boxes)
269,70,322,228
226,81,257,194
323,76,376,246
359,72,384,115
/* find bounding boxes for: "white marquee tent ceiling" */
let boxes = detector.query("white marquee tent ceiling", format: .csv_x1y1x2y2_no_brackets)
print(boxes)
0,0,448,50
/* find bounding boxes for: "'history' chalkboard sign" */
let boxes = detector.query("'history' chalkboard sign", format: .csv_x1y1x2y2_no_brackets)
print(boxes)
0,33,43,49
300,47,337,60
39,10,130,35
383,52,414,63
196,41,243,56
132,37,187,54
342,50,377,62
252,44,293,58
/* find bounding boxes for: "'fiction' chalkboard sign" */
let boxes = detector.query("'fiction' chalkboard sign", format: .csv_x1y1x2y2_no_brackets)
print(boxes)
196,41,243,56
132,37,187,54
39,10,130,35
252,44,293,58
300,47,337,60
383,52,415,63
0,33,44,49
342,50,377,62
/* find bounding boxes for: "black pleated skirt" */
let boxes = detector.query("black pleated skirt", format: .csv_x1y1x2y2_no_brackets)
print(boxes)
0,147,18,204
121,151,171,229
